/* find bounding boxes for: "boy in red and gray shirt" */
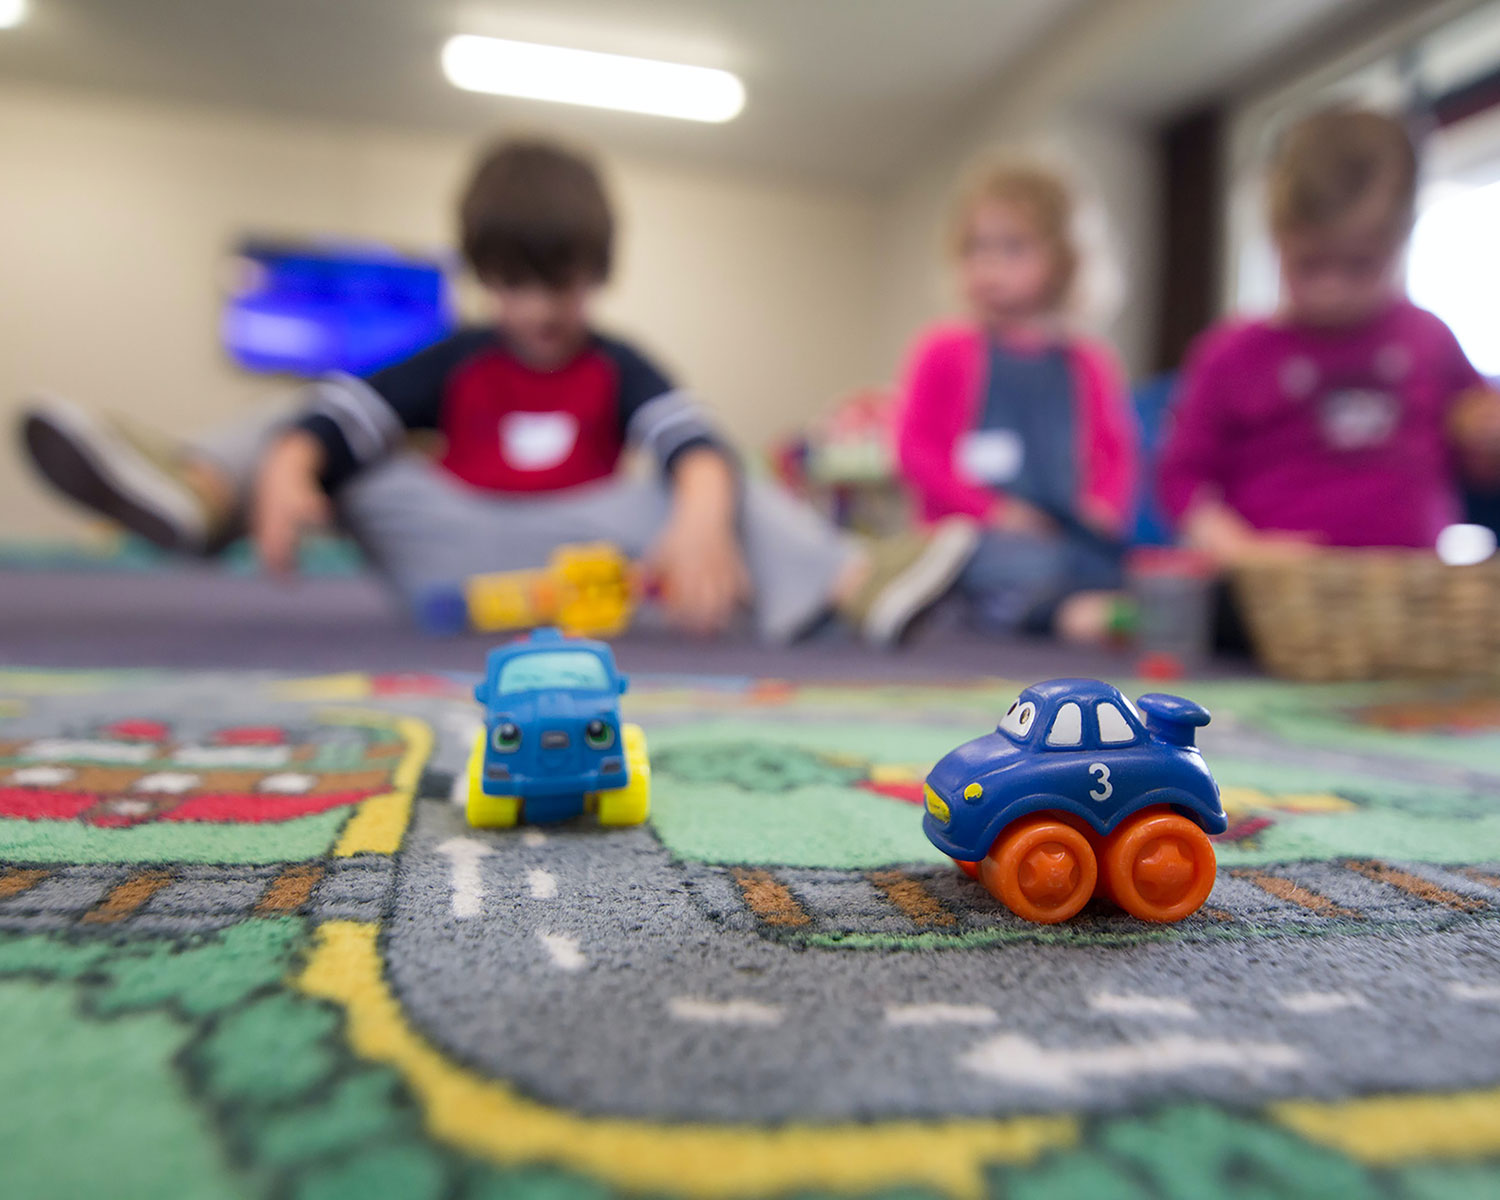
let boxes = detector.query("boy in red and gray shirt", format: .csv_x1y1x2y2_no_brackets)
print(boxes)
22,140,976,644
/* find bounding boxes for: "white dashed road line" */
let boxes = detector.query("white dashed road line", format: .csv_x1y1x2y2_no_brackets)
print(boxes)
435,836,494,919
538,931,586,971
1279,990,1366,1014
133,771,202,794
1090,993,1197,1020
1449,982,1500,1003
668,998,783,1026
7,765,77,786
885,1003,1000,1028
963,1032,1303,1090
527,868,558,899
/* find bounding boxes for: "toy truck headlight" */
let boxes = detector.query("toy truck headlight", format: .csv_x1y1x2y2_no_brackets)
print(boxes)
491,722,521,753
584,718,616,750
924,784,951,824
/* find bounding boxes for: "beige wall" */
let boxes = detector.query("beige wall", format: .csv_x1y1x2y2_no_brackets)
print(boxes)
0,82,882,538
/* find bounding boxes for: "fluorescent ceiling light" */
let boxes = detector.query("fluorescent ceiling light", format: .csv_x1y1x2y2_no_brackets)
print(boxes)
442,35,744,123
0,0,27,31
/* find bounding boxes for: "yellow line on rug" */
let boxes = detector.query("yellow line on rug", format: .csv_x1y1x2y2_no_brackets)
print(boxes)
294,921,1077,1200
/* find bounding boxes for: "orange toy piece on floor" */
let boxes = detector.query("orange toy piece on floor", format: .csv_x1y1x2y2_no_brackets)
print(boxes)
416,542,638,638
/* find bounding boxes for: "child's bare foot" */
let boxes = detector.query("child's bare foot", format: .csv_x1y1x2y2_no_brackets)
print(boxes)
19,396,233,554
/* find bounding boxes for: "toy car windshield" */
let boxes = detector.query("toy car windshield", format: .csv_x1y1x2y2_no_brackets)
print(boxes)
497,650,611,694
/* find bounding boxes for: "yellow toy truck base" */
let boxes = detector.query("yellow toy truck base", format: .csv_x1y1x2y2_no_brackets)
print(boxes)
593,724,651,825
464,724,651,828
465,729,521,827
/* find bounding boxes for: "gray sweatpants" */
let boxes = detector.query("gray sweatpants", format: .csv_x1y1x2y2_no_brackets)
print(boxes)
189,409,858,644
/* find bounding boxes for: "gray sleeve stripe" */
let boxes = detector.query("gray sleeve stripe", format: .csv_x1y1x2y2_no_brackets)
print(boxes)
325,373,406,440
311,375,402,462
310,389,383,462
627,390,717,461
652,418,716,464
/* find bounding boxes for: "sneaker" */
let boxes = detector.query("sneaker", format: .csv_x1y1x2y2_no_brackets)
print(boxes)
19,396,217,554
848,517,982,647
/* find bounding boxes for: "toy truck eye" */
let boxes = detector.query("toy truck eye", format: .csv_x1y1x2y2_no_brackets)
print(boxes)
585,719,615,750
492,722,521,753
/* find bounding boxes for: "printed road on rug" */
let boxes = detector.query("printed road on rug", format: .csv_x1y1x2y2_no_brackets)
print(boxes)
2,667,1500,1200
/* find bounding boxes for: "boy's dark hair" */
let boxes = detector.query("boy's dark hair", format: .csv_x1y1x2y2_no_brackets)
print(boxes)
459,139,614,287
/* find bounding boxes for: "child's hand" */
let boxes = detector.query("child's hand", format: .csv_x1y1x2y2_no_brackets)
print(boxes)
1451,388,1500,485
1184,499,1319,568
648,511,750,636
990,498,1056,538
647,448,749,636
1234,531,1324,565
251,431,332,574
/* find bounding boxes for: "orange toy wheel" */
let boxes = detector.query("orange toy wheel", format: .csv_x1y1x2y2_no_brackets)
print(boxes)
1055,812,1112,904
953,857,980,880
1101,809,1217,923
980,817,1098,924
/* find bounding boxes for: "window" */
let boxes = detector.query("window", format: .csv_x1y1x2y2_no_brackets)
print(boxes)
1097,702,1136,744
497,651,610,694
998,699,1037,739
1046,703,1083,747
1410,177,1500,375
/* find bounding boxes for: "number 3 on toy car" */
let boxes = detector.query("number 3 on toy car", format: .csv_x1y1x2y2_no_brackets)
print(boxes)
1088,762,1113,801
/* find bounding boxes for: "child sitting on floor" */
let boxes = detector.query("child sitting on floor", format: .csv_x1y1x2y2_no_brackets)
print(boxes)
20,138,977,646
1159,108,1500,562
893,160,1138,642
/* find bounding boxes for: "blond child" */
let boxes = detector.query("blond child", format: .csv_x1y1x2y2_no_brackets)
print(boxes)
893,161,1138,641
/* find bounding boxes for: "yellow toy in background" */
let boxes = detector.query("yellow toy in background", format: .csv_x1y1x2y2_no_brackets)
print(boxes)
416,542,638,638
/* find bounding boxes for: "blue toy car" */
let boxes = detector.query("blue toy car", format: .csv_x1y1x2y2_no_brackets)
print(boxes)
922,678,1225,924
464,628,650,828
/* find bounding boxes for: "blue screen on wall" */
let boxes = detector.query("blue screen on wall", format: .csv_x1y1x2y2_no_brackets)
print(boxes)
222,240,455,377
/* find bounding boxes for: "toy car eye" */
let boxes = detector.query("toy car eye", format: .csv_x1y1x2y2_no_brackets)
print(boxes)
492,722,521,753
585,719,615,749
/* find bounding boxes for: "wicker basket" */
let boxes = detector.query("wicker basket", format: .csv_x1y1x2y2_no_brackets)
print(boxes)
1232,550,1500,681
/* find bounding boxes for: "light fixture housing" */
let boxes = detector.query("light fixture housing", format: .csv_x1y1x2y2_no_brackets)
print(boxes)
0,0,27,31
441,35,744,123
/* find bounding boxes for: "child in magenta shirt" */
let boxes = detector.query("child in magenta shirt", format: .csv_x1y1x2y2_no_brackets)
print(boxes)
894,161,1138,641
1161,109,1500,560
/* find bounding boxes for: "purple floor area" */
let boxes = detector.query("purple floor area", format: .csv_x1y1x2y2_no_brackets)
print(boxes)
0,565,1192,682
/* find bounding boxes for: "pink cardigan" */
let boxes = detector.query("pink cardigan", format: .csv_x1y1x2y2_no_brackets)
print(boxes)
893,321,1139,534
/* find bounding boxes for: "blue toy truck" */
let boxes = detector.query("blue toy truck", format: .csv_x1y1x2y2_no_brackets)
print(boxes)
922,678,1225,924
464,628,650,828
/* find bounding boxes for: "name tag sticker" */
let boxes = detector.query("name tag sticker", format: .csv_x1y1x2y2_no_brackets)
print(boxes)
958,429,1024,484
501,411,580,471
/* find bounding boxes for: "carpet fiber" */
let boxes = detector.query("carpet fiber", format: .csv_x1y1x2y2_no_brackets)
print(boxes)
2,666,1500,1199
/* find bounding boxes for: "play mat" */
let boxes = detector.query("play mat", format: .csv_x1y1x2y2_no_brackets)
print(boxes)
2,667,1500,1199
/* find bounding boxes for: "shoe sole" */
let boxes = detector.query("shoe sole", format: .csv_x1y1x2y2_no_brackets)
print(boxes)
21,400,206,553
865,519,981,647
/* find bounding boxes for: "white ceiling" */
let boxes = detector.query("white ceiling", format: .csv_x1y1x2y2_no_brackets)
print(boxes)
1076,0,1404,117
0,0,1402,186
0,0,1087,187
